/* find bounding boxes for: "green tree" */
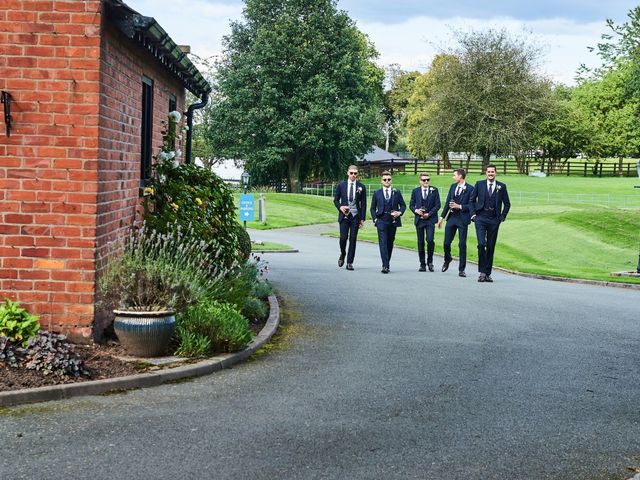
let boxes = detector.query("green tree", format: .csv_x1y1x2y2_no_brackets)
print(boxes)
381,66,419,152
210,0,383,191
408,30,553,169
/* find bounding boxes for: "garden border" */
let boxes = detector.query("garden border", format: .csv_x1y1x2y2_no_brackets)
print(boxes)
0,295,280,407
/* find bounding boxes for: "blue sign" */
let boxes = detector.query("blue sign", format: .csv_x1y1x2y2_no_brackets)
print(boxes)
239,194,255,221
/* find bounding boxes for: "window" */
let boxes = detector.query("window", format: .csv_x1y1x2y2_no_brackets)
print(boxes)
140,76,154,186
168,93,176,113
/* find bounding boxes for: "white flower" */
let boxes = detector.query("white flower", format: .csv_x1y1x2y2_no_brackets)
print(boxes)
172,159,179,168
496,185,502,190
168,151,176,159
429,187,434,192
175,149,182,158
182,126,189,132
159,175,166,184
357,187,362,193
158,151,169,161
168,111,181,122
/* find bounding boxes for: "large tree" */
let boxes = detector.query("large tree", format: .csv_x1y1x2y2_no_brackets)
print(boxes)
209,0,383,191
381,66,419,152
408,29,553,169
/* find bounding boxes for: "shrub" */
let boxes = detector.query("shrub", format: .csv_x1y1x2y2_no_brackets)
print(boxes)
173,327,211,358
252,279,273,300
98,224,235,312
241,296,268,321
23,331,91,378
0,331,90,378
175,300,254,356
217,257,268,309
235,225,252,262
142,113,241,270
0,299,40,346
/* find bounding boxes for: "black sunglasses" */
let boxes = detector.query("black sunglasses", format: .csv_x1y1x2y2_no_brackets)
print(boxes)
348,172,358,175
420,178,430,182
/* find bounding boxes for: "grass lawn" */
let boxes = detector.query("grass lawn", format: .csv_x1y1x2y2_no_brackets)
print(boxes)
240,176,640,284
251,241,293,251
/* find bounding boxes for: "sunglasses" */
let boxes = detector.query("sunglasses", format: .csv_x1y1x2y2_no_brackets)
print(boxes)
420,178,430,182
382,178,391,182
348,172,358,175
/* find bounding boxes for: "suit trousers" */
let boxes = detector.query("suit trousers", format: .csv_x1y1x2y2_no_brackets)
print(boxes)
474,215,501,275
376,220,397,268
443,220,468,272
339,213,360,264
416,223,435,266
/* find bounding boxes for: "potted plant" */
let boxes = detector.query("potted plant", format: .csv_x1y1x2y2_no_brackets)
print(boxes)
98,225,224,357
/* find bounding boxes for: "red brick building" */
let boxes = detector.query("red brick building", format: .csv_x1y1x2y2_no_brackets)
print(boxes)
0,0,210,341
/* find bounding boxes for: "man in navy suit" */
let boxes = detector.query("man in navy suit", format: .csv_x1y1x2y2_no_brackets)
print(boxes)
333,165,366,271
469,164,511,282
438,169,474,277
370,170,406,273
409,172,441,272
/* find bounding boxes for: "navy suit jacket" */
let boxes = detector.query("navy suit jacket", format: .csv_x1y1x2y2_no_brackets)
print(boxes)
469,180,511,221
409,186,441,226
440,182,474,226
334,180,366,222
370,188,406,227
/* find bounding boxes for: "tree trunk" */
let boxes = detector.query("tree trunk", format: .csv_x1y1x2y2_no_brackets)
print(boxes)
481,147,491,172
287,155,301,193
441,150,451,169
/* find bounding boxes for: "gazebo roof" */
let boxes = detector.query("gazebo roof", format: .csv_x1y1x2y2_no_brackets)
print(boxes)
358,146,411,164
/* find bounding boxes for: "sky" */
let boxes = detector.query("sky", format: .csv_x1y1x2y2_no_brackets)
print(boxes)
123,0,638,85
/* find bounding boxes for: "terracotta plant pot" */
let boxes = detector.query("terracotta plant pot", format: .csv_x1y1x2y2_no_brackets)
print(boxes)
113,309,176,357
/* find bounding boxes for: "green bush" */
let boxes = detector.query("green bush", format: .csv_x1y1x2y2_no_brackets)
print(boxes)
142,113,241,270
241,296,268,321
252,279,273,300
175,300,254,356
98,224,232,312
235,225,252,262
173,327,211,358
216,258,268,309
0,299,40,347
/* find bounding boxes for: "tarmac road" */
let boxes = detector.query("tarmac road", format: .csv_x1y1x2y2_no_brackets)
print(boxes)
1,224,639,480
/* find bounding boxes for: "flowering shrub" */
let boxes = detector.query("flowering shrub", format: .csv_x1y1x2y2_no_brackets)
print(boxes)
143,112,240,269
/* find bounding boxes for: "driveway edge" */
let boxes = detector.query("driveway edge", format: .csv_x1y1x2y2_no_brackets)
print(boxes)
0,295,280,407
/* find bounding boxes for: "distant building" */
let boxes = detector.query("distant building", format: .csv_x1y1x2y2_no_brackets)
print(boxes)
357,146,411,177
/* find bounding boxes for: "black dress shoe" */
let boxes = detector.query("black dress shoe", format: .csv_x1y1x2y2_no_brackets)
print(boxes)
478,273,486,282
458,271,466,277
442,261,450,272
428,263,434,272
485,275,493,282
338,254,345,267
419,265,426,272
381,267,389,274
346,264,354,271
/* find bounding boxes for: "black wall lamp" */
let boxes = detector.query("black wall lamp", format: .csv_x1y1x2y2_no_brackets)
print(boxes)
1,91,12,137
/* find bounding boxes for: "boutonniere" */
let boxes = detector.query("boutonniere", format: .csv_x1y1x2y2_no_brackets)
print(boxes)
429,187,434,193
392,188,397,193
357,187,363,193
496,185,502,191
460,185,466,192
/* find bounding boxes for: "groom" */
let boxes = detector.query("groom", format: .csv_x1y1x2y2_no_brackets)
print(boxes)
333,165,366,271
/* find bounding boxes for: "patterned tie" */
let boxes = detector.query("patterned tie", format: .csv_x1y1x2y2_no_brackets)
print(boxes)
488,183,494,196
455,186,460,197
385,189,390,200
349,183,354,202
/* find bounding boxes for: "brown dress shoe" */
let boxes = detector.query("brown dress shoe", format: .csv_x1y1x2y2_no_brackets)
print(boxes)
485,275,493,282
441,261,450,272
478,273,486,282
458,271,466,277
338,254,345,267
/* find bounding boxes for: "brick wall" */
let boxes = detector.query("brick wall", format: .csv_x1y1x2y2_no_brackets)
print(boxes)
0,0,186,341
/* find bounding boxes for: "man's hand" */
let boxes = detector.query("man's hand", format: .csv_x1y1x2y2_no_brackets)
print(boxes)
471,214,476,222
391,211,401,219
358,220,364,229
437,218,443,229
340,206,349,215
449,201,461,210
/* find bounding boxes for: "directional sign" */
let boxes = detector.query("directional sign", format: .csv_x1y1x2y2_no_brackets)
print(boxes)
239,193,255,221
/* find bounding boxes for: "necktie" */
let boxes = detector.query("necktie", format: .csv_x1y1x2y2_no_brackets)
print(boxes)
385,189,390,200
349,183,354,202
455,186,460,197
422,189,427,201
488,183,494,196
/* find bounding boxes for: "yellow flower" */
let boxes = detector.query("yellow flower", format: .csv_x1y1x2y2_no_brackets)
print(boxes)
171,203,179,211
143,187,154,196
195,197,203,206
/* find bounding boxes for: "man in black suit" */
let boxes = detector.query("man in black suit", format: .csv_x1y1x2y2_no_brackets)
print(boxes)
469,164,511,282
370,170,406,273
438,168,474,277
333,165,366,271
409,172,441,272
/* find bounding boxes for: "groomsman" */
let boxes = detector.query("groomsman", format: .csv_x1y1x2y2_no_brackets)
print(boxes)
438,169,474,277
370,171,406,273
409,172,441,271
469,164,511,282
333,165,366,271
